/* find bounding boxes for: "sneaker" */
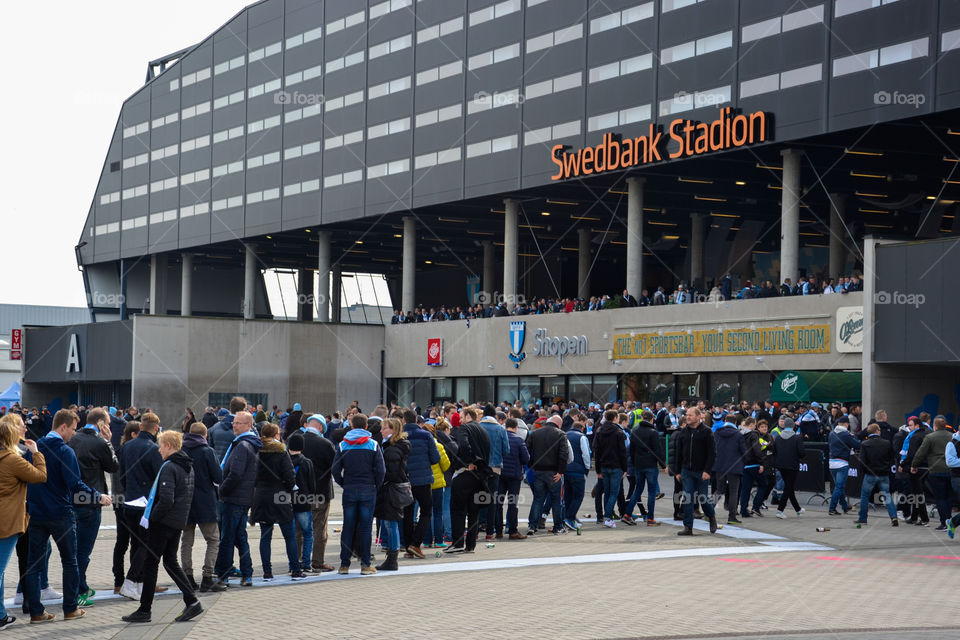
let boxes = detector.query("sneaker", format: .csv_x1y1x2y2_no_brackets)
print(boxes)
828,510,840,516
119,579,140,601
891,519,899,527
595,518,604,525
433,541,448,548
539,517,547,529
407,546,425,559
656,492,665,500
174,602,203,623
602,519,617,528
620,514,637,526
13,593,22,606
709,515,718,533
0,615,15,629
854,520,868,525
240,577,253,587
796,508,805,516
526,529,537,536
740,512,753,518
842,507,853,515
209,581,228,592
760,504,769,510
728,518,742,525
776,511,786,519
77,589,95,606
39,587,61,601
917,521,930,527
751,509,764,518
563,519,578,531
121,610,151,623
361,566,377,575
485,534,495,542
228,567,242,578
337,566,350,574
936,524,948,531
262,572,274,581
646,520,660,526
948,520,956,539
442,545,465,554
495,532,504,540
290,571,306,580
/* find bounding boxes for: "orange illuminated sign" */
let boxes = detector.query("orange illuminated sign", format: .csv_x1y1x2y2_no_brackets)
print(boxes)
550,108,770,181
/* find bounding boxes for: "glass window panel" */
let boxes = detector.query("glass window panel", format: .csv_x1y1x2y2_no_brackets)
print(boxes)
498,377,519,404
592,375,619,405
709,373,738,406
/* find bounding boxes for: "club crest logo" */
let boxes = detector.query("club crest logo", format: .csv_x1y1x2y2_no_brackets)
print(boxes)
508,321,526,368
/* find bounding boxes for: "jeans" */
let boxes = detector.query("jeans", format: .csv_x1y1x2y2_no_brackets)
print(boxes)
424,487,445,545
529,470,563,530
680,469,715,530
138,522,197,613
214,502,253,581
858,474,897,522
24,512,79,617
442,485,452,540
562,473,586,523
380,519,400,551
181,521,219,578
484,474,501,535
403,485,433,549
0,533,18,620
340,486,376,567
627,468,659,521
498,476,523,534
929,473,953,526
600,468,623,520
740,467,767,515
260,520,300,574
293,511,314,568
73,506,101,593
829,466,850,512
296,499,330,569
16,536,50,594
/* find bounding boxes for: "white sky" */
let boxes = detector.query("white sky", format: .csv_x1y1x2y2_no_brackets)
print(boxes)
1,1,253,307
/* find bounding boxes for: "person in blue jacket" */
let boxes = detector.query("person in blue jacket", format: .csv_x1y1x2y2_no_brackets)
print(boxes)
827,416,860,515
400,409,440,558
332,414,385,574
478,406,510,539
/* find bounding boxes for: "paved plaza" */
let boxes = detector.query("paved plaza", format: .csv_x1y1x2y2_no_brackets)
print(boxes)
3,479,957,640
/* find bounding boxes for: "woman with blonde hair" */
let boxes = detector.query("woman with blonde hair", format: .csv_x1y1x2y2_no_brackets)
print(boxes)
422,419,451,548
375,418,410,571
0,415,47,628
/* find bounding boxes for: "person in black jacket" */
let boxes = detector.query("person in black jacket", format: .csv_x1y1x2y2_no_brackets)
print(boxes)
526,414,569,535
899,416,931,525
121,431,202,624
286,433,317,574
67,407,119,605
374,418,411,571
771,418,806,518
594,411,628,528
250,423,302,581
626,413,665,525
674,407,718,535
855,423,900,526
297,415,337,572
739,418,767,518
180,423,222,593
444,407,492,553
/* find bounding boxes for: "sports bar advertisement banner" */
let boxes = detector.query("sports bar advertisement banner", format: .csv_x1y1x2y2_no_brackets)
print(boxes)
612,324,830,359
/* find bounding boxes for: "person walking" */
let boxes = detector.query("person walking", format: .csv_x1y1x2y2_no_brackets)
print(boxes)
899,416,930,525
713,416,746,525
251,423,303,580
25,409,111,623
855,423,900,526
0,417,47,629
674,407,718,535
332,414,385,574
739,418,767,518
827,416,860,515
375,418,411,571
121,430,203,623
626,410,665,526
771,418,806,518
111,421,139,594
180,423,222,592
297,414,336,572
912,417,954,531
400,409,440,559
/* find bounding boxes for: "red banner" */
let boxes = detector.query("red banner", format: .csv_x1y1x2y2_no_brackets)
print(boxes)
10,329,21,360
427,338,442,366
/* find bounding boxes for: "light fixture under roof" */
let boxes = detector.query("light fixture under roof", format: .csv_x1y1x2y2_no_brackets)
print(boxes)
546,199,578,205
844,148,883,156
571,215,600,221
735,180,746,185
755,163,782,170
694,195,726,202
850,171,887,179
855,191,887,198
438,217,468,223
540,211,551,216
678,177,713,184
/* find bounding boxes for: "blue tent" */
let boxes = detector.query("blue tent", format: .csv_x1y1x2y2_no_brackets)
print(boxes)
0,381,21,409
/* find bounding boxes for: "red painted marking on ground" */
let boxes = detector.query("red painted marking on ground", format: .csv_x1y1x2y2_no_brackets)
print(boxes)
813,556,858,561
914,555,960,560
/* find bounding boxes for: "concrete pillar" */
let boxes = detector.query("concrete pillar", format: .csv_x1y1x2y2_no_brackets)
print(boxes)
331,263,342,323
779,149,800,286
503,199,519,308
626,177,644,297
402,216,416,313
297,268,314,322
180,253,193,317
482,240,495,301
243,244,256,320
149,253,168,315
690,213,706,291
829,194,846,282
316,230,331,322
578,228,591,299
861,235,878,415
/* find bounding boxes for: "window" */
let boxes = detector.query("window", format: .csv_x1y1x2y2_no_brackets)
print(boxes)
326,50,365,73
659,85,730,115
327,9,365,35
248,41,281,63
832,37,926,77
249,78,282,98
414,146,461,169
213,90,245,110
367,158,410,179
368,75,411,100
524,120,581,145
834,0,900,19
741,5,823,43
369,34,412,60
417,16,463,43
470,0,521,26
416,60,463,85
321,90,363,113
122,121,149,138
944,28,960,53
523,71,582,101
661,0,703,12
180,201,209,218
469,42,520,69
588,53,652,83
468,87,521,113
415,103,461,127
586,103,651,131
286,26,322,50
368,117,410,139
369,0,411,19
213,55,244,76
181,100,211,120
99,191,120,205
662,31,732,64
526,23,583,54
589,3,653,34
325,129,364,150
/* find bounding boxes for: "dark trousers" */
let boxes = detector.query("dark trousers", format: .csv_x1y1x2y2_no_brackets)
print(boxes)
484,474,501,535
929,473,953,526
451,470,487,551
73,506,101,593
777,468,801,513
112,507,132,588
403,484,433,548
122,508,147,583
715,473,742,519
740,467,767,515
498,476,523,534
138,522,197,613
24,513,78,617
906,471,929,522
562,473,586,524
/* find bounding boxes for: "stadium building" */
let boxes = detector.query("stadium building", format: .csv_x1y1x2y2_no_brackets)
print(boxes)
21,0,960,425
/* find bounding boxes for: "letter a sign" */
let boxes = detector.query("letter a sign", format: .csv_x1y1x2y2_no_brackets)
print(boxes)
66,334,81,373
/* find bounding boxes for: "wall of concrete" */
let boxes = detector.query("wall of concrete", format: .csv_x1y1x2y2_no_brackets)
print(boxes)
872,363,960,426
131,315,384,427
385,293,864,380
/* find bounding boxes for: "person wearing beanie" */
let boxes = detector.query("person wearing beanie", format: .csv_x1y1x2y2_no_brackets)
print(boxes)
284,405,304,441
297,415,336,572
771,418,805,518
286,433,317,573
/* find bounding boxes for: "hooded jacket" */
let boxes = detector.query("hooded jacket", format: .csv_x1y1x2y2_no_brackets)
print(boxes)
147,449,195,530
901,426,931,467
402,423,441,486
332,429,386,490
289,453,316,513
430,442,451,490
592,420,627,472
502,430,531,479
828,426,860,463
436,430,459,482
209,414,235,462
742,429,764,467
219,431,263,507
945,432,960,478
713,422,747,475
629,421,665,470
251,438,296,524
182,432,222,524
771,428,805,470
479,417,510,470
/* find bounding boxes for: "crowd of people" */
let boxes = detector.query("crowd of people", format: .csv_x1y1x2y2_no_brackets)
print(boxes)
1,390,956,630
389,273,864,324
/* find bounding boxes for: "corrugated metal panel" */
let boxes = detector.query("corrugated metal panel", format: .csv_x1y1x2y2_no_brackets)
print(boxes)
0,304,90,337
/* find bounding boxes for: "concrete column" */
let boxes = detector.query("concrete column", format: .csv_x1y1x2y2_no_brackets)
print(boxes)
402,216,416,313
829,194,846,281
861,235,878,415
149,253,168,315
780,149,800,286
243,244,256,320
482,240,495,301
297,268,314,322
180,253,193,317
503,199,519,308
626,177,644,297
578,228,591,299
690,213,706,291
316,230,331,322
331,263,342,323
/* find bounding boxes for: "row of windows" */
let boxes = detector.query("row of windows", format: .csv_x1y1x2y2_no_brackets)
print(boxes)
325,128,364,149
415,60,462,86
367,157,411,179
416,16,463,44
834,0,901,19
369,75,411,100
466,134,519,158
589,53,652,84
524,120,581,146
526,23,583,55
469,0,520,26
741,63,823,99
661,30,732,65
468,42,520,70
169,66,211,92
741,5,823,44
414,147,461,170
369,34,412,60
368,117,410,140
659,85,731,116
589,2,653,35
414,103,461,128
832,36,928,77
587,104,651,132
